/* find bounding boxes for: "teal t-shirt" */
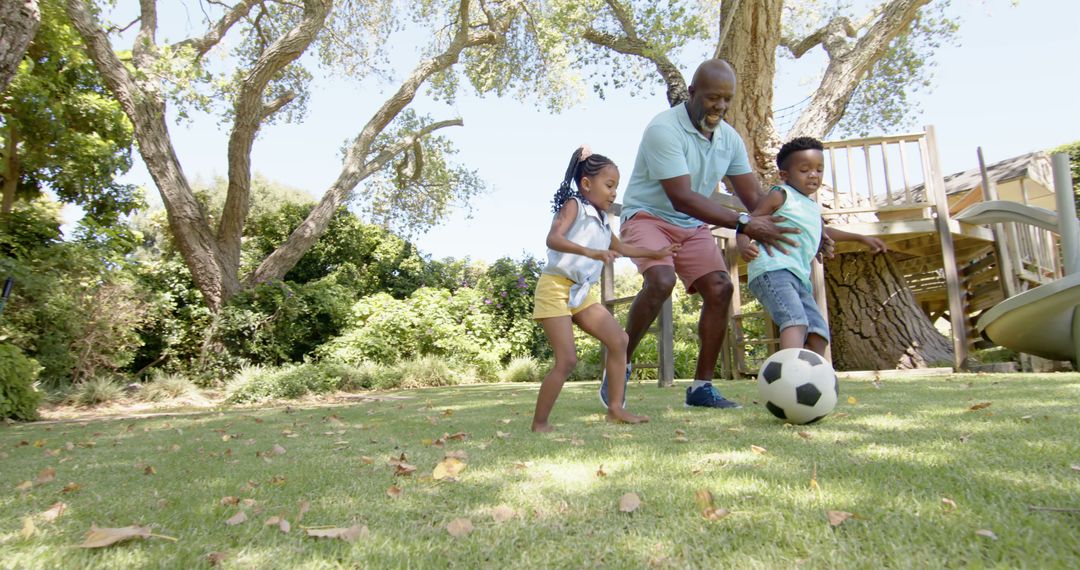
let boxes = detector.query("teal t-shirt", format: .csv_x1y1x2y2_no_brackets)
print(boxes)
620,103,753,228
747,184,822,291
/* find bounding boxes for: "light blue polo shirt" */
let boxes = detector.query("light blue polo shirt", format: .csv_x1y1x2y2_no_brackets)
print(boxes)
620,103,753,228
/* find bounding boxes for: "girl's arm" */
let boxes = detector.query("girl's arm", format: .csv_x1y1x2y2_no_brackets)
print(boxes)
609,234,681,259
546,200,618,263
823,225,888,253
736,187,786,261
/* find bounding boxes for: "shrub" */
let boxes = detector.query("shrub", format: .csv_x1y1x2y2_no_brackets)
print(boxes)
225,361,363,403
0,343,43,421
373,356,460,390
140,372,199,402
69,376,125,407
501,357,542,383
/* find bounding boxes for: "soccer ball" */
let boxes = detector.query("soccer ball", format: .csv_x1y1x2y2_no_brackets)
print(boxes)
757,348,838,424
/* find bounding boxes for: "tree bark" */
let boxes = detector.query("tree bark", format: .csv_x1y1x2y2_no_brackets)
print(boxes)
825,252,953,370
0,0,40,92
716,0,783,179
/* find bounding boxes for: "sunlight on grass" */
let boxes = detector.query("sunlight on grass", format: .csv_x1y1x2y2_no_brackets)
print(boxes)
1,373,1078,568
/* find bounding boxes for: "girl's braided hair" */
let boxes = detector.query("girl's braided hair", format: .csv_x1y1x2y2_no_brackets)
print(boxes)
550,146,617,213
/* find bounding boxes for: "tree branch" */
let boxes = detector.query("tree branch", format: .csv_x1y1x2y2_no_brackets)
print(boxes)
172,0,260,59
259,91,296,122
216,0,331,277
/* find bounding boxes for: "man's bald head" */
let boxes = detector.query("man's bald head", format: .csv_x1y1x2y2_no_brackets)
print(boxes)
691,59,736,89
686,59,736,137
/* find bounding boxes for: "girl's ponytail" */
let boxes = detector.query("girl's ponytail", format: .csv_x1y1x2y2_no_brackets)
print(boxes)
550,146,615,213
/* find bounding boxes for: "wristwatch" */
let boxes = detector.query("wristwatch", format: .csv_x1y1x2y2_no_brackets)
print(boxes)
735,212,752,234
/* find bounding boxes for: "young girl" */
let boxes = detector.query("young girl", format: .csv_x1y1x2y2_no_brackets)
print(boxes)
531,146,680,432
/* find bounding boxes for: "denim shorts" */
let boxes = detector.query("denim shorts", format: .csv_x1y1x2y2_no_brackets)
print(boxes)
748,269,830,342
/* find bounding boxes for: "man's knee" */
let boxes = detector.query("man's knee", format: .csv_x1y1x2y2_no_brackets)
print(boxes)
643,267,677,298
699,272,734,304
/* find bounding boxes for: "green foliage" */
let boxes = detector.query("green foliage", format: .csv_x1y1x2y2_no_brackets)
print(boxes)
0,200,154,385
374,356,461,390
0,343,42,421
475,256,546,359
1049,140,1080,213
68,376,124,407
139,372,199,402
1,0,139,225
224,361,369,403
501,356,543,383
320,287,508,371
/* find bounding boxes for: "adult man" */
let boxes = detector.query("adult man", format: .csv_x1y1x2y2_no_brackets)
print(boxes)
600,59,798,409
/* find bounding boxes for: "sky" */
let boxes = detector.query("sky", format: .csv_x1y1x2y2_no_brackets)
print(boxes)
109,0,1080,265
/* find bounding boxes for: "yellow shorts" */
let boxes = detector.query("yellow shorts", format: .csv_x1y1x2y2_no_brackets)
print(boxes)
532,273,599,320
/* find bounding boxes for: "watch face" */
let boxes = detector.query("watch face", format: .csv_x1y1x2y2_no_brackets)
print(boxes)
739,212,752,225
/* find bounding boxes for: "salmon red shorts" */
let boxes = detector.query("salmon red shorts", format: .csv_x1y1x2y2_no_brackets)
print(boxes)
620,211,727,294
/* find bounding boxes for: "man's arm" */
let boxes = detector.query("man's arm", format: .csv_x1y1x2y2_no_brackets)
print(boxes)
659,175,742,228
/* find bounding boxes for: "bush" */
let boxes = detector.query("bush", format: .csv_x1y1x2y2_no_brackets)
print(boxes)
225,361,365,403
69,376,125,407
501,357,542,383
0,343,43,421
373,356,460,390
140,372,199,402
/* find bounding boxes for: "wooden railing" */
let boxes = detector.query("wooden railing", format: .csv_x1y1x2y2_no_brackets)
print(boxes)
820,132,934,217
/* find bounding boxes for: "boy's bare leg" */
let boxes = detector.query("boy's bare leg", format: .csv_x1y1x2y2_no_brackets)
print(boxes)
805,333,828,357
532,316,577,432
779,325,808,350
574,305,650,424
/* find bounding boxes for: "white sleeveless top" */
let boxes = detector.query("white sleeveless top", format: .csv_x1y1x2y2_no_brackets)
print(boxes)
542,196,613,308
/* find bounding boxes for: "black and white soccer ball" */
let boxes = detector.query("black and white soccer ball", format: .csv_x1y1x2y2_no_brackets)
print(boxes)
757,348,838,424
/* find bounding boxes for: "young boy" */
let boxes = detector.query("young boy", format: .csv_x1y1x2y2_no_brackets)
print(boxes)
736,137,887,355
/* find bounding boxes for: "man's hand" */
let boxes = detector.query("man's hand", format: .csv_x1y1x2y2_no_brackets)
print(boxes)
742,215,799,256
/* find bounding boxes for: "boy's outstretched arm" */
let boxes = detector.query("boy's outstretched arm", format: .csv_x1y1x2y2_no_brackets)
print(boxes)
823,225,888,253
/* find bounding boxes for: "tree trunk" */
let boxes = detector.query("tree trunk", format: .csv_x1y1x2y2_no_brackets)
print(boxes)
716,0,783,179
1,124,17,214
0,0,39,92
824,252,953,370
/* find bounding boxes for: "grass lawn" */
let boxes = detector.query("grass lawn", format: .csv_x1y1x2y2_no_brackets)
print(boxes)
2,372,1079,568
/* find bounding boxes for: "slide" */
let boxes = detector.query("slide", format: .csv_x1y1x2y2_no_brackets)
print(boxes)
955,200,1080,363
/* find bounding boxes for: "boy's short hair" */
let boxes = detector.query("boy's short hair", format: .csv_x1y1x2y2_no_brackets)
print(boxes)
776,136,824,170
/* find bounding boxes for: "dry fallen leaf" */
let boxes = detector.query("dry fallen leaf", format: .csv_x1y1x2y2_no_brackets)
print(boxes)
225,511,248,526
491,505,515,523
941,497,957,512
975,529,998,540
386,485,403,499
143,465,156,476
1071,464,1080,473
297,500,310,522
969,402,992,411
495,431,511,440
264,516,290,533
207,551,228,566
445,450,468,460
512,461,533,470
220,496,240,506
433,457,466,480
446,518,474,537
21,517,36,539
78,525,175,548
15,480,32,492
360,456,374,465
272,444,287,456
269,475,287,486
394,463,417,476
39,502,67,523
596,465,607,477
827,511,854,526
675,429,686,436
674,435,689,443
60,482,81,494
847,396,858,405
35,467,56,485
618,493,642,513
306,525,369,542
750,445,767,455
798,431,813,440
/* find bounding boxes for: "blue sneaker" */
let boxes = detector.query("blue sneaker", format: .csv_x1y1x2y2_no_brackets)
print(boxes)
685,383,741,409
599,363,631,409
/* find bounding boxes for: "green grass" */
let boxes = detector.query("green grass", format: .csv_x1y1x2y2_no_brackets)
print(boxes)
2,373,1079,568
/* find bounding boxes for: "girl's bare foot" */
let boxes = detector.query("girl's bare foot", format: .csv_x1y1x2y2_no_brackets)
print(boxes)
531,421,555,433
607,408,650,424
